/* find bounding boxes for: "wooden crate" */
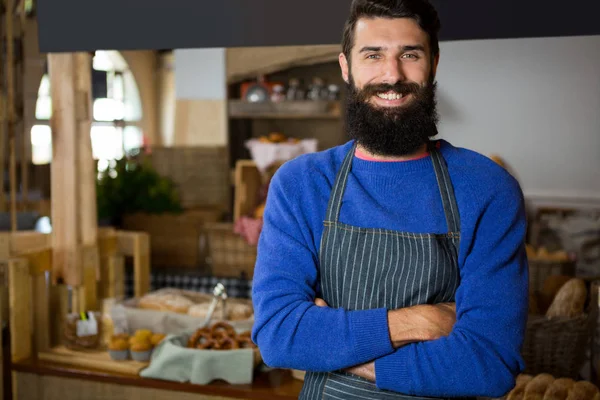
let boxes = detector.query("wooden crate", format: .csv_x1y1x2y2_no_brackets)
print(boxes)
122,208,223,269
205,222,256,279
234,160,263,221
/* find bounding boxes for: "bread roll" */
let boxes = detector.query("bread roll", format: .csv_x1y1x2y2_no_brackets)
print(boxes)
543,378,575,400
138,293,194,314
566,380,599,400
507,375,534,400
524,373,555,400
546,279,587,318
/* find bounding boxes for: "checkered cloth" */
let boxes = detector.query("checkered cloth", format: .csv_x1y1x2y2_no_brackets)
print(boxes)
124,270,253,300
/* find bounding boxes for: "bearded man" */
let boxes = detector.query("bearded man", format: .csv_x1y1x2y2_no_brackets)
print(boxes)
251,1,529,399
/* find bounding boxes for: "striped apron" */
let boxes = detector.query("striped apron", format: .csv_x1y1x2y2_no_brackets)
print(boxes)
299,141,465,400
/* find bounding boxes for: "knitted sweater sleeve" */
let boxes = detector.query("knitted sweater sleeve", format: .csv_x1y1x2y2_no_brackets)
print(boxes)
375,177,529,398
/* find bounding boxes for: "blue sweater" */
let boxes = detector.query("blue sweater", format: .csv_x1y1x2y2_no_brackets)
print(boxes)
251,139,529,398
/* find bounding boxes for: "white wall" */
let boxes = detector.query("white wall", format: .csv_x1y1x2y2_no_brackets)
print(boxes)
171,48,228,146
174,48,226,100
435,35,600,207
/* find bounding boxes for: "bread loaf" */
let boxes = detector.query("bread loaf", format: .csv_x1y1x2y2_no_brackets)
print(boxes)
524,373,555,400
566,380,599,400
507,374,534,400
138,293,195,314
187,302,253,321
543,378,575,400
546,278,587,318
539,275,574,313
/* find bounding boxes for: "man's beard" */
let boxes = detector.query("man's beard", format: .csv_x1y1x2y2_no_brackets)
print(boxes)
344,74,439,157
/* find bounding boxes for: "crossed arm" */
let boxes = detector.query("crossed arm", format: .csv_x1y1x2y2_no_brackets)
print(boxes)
313,297,457,382
252,167,528,398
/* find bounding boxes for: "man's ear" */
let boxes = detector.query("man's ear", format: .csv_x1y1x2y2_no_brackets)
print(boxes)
339,52,350,84
431,52,440,79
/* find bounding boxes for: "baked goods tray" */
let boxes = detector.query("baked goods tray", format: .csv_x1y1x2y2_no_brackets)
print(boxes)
140,323,261,385
113,288,254,335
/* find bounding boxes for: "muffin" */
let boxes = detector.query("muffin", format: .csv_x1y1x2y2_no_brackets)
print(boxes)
134,329,153,342
130,341,153,362
150,333,166,346
108,338,129,361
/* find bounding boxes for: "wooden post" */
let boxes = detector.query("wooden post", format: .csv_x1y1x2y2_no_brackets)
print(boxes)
6,0,17,231
0,3,6,213
48,52,98,291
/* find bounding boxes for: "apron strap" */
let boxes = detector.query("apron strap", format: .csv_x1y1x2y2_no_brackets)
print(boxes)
325,142,357,222
429,142,461,233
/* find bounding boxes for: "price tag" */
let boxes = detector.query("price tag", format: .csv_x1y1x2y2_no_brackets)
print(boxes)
76,312,98,337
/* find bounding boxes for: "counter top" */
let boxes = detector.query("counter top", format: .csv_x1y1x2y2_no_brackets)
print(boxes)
12,357,303,400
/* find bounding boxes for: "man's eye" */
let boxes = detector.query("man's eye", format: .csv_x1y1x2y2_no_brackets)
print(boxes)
402,54,418,60
367,54,381,59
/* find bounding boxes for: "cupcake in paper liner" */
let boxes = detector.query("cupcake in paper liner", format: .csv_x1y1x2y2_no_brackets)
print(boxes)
108,338,130,361
130,341,153,362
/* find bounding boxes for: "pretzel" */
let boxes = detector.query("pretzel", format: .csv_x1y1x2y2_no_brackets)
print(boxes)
237,337,257,349
211,322,236,338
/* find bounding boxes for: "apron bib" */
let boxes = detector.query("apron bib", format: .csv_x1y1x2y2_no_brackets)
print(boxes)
300,142,466,400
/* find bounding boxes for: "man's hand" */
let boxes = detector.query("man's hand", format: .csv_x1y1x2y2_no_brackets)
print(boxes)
387,302,456,348
345,361,376,382
315,298,328,307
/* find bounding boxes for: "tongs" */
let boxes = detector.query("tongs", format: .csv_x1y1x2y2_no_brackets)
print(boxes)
202,282,228,327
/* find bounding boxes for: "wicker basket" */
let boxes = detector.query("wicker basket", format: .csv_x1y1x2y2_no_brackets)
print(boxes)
63,312,103,351
522,313,593,378
205,222,257,279
522,280,598,379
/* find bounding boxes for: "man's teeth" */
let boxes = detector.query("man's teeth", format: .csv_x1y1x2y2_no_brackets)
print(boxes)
376,92,403,100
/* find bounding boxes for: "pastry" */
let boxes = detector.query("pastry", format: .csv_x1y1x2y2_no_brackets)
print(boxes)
524,373,554,400
507,374,533,400
134,329,153,341
186,322,254,351
150,333,166,346
130,341,153,362
108,338,130,361
543,378,575,400
566,380,599,400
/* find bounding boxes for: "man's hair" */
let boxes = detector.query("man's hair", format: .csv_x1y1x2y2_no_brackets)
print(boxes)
342,0,441,61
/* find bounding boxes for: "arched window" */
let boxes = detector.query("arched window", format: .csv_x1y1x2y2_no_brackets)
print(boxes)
32,50,144,170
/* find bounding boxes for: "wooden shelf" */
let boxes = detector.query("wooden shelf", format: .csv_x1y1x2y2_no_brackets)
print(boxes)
228,100,341,120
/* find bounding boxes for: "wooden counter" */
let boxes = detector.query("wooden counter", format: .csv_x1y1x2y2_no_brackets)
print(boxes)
11,358,303,400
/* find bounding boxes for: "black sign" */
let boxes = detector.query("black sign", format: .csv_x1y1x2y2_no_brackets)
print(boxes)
37,0,600,53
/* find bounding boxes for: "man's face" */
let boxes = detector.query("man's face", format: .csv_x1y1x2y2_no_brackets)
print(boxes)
339,17,440,157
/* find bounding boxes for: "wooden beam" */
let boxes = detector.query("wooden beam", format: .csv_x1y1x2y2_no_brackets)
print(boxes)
47,52,97,287
48,53,79,284
0,3,6,213
6,0,18,231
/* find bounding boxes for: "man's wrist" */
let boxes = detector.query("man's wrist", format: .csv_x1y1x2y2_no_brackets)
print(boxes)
387,306,428,347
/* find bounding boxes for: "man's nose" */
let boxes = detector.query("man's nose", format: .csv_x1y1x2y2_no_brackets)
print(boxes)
381,58,405,84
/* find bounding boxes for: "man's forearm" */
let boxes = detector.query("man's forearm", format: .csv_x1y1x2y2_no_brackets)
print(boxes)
387,303,456,347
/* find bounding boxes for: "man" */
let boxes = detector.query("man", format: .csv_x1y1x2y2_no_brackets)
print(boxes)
251,0,529,399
